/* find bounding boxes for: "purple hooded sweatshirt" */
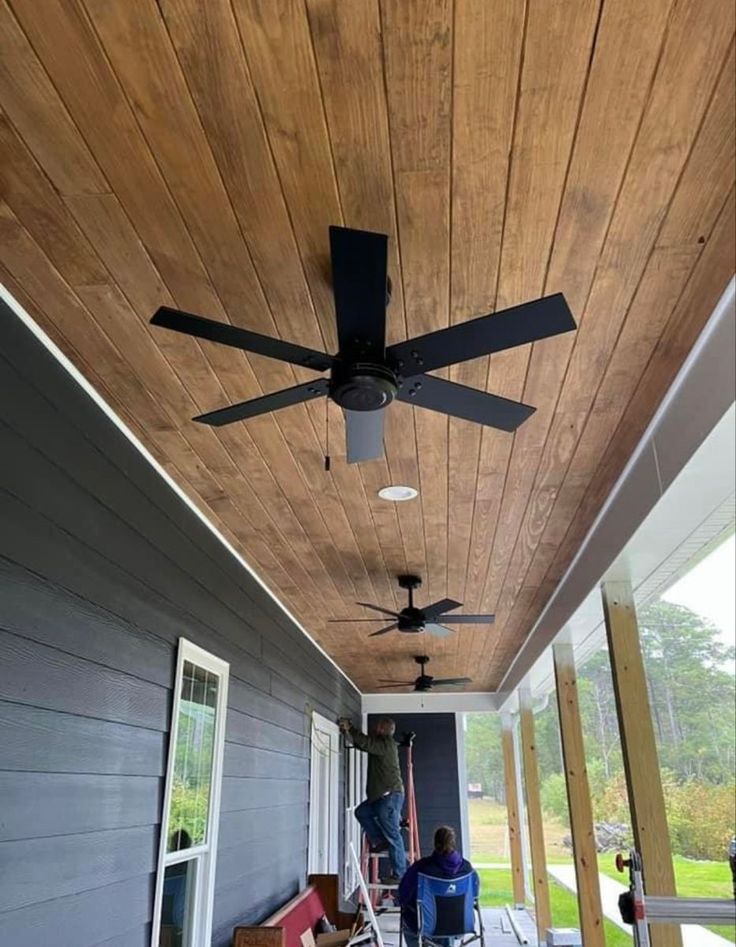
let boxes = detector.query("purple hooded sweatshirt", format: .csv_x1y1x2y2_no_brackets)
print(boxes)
398,849,476,933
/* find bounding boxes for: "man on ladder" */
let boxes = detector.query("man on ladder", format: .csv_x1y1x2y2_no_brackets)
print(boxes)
339,716,408,883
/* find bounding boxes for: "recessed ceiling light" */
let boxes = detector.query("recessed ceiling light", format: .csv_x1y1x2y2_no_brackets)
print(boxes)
378,485,418,502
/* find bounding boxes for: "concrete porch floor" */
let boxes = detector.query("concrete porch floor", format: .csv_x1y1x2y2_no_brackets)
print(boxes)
376,905,539,947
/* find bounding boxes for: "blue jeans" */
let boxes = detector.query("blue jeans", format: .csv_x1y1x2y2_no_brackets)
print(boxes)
355,791,408,878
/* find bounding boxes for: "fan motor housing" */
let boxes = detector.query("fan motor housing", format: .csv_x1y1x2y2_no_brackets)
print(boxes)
330,362,398,411
398,606,425,632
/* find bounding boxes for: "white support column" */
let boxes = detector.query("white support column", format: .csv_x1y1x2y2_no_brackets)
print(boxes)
455,712,471,857
501,713,526,908
512,714,531,904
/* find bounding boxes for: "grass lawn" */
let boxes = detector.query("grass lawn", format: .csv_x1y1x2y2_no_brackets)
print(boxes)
600,856,736,943
470,798,736,944
477,868,632,947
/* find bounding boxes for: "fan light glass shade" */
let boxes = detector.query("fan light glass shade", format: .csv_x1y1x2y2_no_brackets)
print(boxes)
378,485,418,502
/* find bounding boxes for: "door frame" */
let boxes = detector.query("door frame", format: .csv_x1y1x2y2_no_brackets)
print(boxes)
308,712,341,874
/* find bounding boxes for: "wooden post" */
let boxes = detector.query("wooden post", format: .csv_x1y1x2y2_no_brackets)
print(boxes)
553,642,605,947
602,581,683,947
501,714,525,906
519,690,552,942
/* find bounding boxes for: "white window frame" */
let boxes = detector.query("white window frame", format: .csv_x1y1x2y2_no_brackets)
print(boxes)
344,744,368,897
308,712,341,875
151,638,230,947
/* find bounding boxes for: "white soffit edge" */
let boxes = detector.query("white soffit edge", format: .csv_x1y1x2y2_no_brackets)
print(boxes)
498,277,736,707
0,282,360,694
361,691,502,715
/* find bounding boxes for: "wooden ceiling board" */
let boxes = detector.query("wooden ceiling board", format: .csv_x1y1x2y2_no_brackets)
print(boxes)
0,0,732,690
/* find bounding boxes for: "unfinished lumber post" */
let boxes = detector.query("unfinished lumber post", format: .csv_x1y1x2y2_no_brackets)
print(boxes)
519,689,552,942
501,713,525,907
602,580,683,947
553,642,605,947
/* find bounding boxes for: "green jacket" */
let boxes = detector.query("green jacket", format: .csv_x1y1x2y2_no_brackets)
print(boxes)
349,725,404,802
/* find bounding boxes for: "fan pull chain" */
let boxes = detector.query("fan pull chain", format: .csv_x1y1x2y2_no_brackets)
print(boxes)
324,396,331,471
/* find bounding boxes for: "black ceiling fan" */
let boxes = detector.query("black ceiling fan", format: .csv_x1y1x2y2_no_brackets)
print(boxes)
150,225,576,464
329,574,494,638
377,655,472,692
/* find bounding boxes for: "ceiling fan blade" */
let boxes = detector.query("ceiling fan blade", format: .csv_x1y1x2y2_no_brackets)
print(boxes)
329,226,388,356
368,623,400,637
397,374,535,432
151,307,333,372
356,602,401,618
425,623,454,638
193,379,329,426
387,293,575,376
344,408,386,463
377,679,415,685
328,618,397,622
422,598,462,620
440,613,495,624
431,678,473,688
376,682,413,689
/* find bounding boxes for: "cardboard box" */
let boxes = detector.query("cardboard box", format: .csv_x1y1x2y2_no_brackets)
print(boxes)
315,929,352,947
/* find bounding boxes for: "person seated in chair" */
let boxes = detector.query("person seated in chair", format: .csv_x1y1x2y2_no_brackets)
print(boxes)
398,825,478,947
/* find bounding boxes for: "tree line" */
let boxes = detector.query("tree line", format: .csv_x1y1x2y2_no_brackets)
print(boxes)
465,600,736,860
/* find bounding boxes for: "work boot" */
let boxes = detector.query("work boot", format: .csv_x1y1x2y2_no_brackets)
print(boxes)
369,840,389,853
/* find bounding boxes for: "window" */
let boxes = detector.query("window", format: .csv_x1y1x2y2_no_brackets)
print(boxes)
344,744,367,897
152,640,229,947
308,712,340,875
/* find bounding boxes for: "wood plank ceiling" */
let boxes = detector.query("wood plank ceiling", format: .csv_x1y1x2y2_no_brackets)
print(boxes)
0,0,733,692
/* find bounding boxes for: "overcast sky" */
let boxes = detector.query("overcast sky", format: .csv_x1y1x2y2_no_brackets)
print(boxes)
663,532,736,653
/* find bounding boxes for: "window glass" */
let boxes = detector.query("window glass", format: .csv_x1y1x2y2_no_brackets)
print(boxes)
160,859,197,947
153,641,228,947
167,661,218,851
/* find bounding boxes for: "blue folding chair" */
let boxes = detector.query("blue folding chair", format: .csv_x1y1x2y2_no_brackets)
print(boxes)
402,871,485,947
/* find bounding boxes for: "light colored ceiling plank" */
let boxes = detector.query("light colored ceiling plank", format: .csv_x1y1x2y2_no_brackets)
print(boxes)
467,0,675,660
449,0,524,616
158,0,328,355
79,0,378,607
231,0,341,351
473,0,602,625
305,0,418,613
463,0,601,630
156,0,377,596
1,0,732,690
0,0,107,195
381,0,452,608
304,0,426,616
480,3,735,679
492,188,735,685
305,0,407,346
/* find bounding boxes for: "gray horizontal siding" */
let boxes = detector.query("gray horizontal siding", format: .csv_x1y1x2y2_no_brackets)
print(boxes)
0,302,360,946
0,702,166,775
0,772,161,841
0,825,157,912
0,874,153,947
